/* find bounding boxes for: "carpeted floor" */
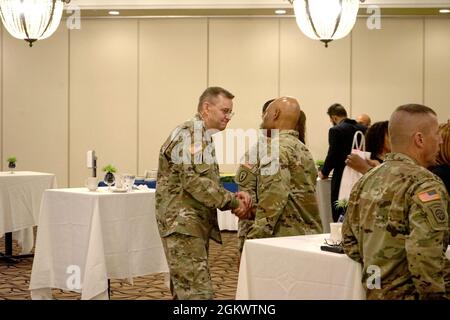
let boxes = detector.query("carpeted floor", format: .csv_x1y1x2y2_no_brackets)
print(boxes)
0,230,239,300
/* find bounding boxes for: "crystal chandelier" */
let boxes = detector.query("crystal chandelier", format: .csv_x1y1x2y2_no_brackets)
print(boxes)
288,0,363,47
0,0,70,47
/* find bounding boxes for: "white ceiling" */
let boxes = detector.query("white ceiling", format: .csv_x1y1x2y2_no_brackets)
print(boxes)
70,0,450,10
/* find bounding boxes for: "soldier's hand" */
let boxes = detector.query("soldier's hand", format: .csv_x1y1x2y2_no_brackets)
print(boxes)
232,198,249,219
318,171,327,179
236,191,252,211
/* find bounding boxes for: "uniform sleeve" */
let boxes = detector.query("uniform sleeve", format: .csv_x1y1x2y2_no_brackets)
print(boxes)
235,164,258,205
164,132,239,211
342,179,363,263
406,181,449,299
246,146,290,239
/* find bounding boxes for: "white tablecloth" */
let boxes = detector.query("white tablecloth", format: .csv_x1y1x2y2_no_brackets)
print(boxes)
316,178,332,233
236,234,450,300
0,171,56,254
29,187,168,300
236,234,365,300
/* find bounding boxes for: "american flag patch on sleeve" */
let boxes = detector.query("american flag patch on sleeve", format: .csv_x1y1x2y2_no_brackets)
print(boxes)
418,189,441,203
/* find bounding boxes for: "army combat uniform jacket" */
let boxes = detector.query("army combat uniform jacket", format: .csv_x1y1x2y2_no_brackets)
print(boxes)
342,153,450,300
155,114,239,244
237,130,322,240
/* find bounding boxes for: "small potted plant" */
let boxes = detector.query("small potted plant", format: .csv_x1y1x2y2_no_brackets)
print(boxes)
7,156,17,173
315,160,325,172
334,199,348,222
102,164,117,189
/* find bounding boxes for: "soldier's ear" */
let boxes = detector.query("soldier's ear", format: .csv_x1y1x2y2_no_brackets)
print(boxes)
413,131,425,148
273,108,280,120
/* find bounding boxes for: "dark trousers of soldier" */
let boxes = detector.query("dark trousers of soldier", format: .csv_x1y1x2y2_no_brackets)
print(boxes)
161,233,213,300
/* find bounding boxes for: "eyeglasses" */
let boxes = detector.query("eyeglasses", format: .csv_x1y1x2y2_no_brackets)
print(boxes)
221,109,235,118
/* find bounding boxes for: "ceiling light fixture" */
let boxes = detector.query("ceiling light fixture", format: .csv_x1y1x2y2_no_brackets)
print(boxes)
275,9,287,15
108,10,120,15
439,9,450,14
288,0,364,48
0,0,70,47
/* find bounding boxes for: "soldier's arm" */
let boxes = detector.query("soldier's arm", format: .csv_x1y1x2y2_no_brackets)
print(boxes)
406,181,449,300
342,181,363,263
246,147,290,239
235,164,257,209
164,132,239,211
179,162,239,211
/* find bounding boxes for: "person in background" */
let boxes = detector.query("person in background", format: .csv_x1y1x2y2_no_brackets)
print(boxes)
429,123,450,193
296,110,307,144
342,104,449,299
356,113,372,128
155,86,252,300
345,121,391,174
319,103,367,222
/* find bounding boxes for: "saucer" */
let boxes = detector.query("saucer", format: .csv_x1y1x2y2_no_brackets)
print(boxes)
111,187,128,193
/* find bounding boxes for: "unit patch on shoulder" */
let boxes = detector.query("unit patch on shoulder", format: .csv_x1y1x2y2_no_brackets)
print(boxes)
417,189,441,203
238,170,248,183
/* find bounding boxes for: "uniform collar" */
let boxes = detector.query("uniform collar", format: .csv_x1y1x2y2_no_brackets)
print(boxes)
385,152,418,165
279,130,299,138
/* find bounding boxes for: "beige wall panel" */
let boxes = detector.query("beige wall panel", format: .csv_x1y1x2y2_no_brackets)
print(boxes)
139,19,207,174
424,19,450,122
209,18,279,172
280,18,351,163
70,20,138,186
352,18,424,124
3,26,68,186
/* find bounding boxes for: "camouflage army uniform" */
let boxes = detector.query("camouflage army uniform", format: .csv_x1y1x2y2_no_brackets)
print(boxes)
241,130,322,240
155,114,240,300
235,146,258,253
342,152,450,300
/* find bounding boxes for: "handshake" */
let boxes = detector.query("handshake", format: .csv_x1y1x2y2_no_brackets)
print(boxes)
231,191,255,220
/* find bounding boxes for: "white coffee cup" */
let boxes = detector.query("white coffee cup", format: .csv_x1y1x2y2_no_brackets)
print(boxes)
123,174,135,192
330,222,343,244
85,177,98,191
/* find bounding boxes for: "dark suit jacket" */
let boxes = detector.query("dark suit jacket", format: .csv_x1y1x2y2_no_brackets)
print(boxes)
321,118,367,220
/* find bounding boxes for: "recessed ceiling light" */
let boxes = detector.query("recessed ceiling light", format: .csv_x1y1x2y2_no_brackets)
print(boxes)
439,9,450,13
275,9,286,15
108,10,120,15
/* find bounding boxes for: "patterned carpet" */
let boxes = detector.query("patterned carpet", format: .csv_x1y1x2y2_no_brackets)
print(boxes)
0,230,239,300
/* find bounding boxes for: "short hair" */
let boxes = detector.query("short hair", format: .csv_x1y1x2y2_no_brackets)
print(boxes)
262,99,275,114
197,86,235,112
327,103,347,117
365,121,389,159
394,104,437,117
389,104,437,147
436,123,450,165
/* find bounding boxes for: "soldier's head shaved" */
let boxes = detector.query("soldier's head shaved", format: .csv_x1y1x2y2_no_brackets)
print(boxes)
389,104,441,167
263,96,301,130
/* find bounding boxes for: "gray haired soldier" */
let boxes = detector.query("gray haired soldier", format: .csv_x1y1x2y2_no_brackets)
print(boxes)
155,87,252,300
342,104,449,300
239,97,322,241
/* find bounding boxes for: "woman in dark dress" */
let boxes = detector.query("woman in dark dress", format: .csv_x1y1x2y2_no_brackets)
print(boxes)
430,123,450,193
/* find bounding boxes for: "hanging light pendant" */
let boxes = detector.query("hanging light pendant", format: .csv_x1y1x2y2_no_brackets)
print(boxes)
0,0,70,47
289,0,361,47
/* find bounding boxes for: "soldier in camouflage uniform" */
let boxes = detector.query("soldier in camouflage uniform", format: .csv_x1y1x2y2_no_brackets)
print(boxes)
237,97,323,242
155,87,251,300
342,104,450,299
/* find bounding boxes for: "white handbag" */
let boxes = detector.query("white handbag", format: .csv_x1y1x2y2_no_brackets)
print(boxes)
338,131,371,201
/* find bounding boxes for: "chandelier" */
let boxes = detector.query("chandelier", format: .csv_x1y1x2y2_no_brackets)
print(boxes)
0,0,70,47
288,0,363,47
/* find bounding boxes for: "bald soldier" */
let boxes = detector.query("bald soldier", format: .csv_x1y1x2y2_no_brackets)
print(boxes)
155,86,251,300
236,97,323,242
342,104,449,300
356,113,372,128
